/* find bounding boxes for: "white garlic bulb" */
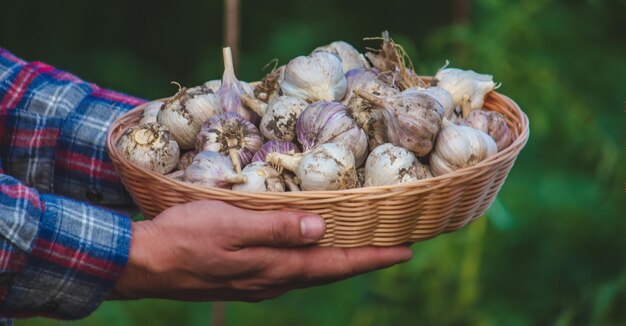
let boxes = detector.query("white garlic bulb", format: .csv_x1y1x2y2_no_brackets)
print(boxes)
313,41,369,73
432,62,497,111
430,119,497,176
266,143,357,191
183,151,246,188
242,94,308,142
116,122,180,174
139,101,164,125
280,52,347,102
364,143,431,187
157,84,222,149
232,162,285,193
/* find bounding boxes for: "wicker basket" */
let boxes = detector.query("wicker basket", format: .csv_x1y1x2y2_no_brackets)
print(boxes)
106,86,529,247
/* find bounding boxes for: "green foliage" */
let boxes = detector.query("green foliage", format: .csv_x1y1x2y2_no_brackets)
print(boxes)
3,0,624,325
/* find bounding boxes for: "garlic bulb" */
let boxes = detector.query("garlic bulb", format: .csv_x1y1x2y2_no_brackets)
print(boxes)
313,41,369,73
343,68,399,150
280,52,347,102
139,101,164,125
116,122,180,174
157,84,222,149
364,143,431,187
232,162,285,192
266,143,357,191
196,112,263,173
204,79,222,92
409,87,455,118
216,47,259,124
242,94,308,142
354,89,445,157
296,101,368,166
464,109,512,151
254,65,285,103
432,62,497,111
430,119,497,176
183,151,246,188
176,150,197,171
251,140,300,163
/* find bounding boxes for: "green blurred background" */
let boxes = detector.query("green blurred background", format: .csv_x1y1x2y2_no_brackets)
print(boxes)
2,0,625,324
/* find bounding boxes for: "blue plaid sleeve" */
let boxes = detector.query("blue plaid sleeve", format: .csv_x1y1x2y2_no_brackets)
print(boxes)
0,48,140,319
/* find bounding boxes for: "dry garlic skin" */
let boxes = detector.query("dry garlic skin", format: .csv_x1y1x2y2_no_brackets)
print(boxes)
281,52,347,102
364,143,431,187
313,41,369,73
116,122,180,174
157,85,222,149
260,96,308,141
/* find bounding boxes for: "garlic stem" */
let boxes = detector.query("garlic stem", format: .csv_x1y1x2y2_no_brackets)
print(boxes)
354,89,386,108
241,93,268,116
266,152,302,173
222,47,236,84
224,174,247,184
229,148,242,173
461,94,472,118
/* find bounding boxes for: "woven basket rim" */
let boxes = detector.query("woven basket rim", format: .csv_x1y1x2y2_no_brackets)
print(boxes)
106,89,529,201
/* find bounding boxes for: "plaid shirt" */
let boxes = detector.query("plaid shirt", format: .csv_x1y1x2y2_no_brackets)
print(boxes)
0,48,144,320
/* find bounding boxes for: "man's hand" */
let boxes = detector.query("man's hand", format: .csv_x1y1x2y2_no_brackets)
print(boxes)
111,200,412,302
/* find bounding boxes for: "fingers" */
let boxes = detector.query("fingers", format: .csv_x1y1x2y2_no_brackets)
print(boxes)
229,209,326,248
260,246,413,285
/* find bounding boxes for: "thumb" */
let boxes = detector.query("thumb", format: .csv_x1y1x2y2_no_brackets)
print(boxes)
232,210,326,248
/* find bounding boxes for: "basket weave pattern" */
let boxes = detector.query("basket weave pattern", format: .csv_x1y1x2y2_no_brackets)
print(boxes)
106,90,529,247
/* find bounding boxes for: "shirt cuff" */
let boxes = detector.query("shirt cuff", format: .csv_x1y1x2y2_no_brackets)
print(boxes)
2,194,131,319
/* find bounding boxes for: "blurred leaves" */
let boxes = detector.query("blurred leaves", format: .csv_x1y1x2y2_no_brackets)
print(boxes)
4,0,625,325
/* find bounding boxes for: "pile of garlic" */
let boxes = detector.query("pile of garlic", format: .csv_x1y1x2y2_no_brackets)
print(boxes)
116,32,513,192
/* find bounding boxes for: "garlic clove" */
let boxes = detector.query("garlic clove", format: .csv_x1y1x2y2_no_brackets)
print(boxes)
251,140,301,163
116,122,180,174
139,101,164,125
296,101,368,166
429,119,497,176
463,109,512,151
280,52,347,102
364,143,431,186
232,162,285,193
157,84,223,150
216,47,260,124
432,62,497,111
266,143,357,191
183,150,246,188
196,112,263,173
313,41,369,73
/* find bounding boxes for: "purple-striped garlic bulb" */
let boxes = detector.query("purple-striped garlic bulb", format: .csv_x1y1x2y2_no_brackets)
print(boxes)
242,94,308,142
216,47,259,124
342,68,399,149
313,41,369,73
157,84,222,149
232,162,285,193
266,143,357,191
251,140,300,163
354,89,445,157
280,52,347,102
463,108,512,151
139,101,164,125
296,101,368,166
116,122,180,174
432,62,497,111
196,112,263,173
183,151,246,188
364,143,431,187
176,150,197,171
429,119,497,176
